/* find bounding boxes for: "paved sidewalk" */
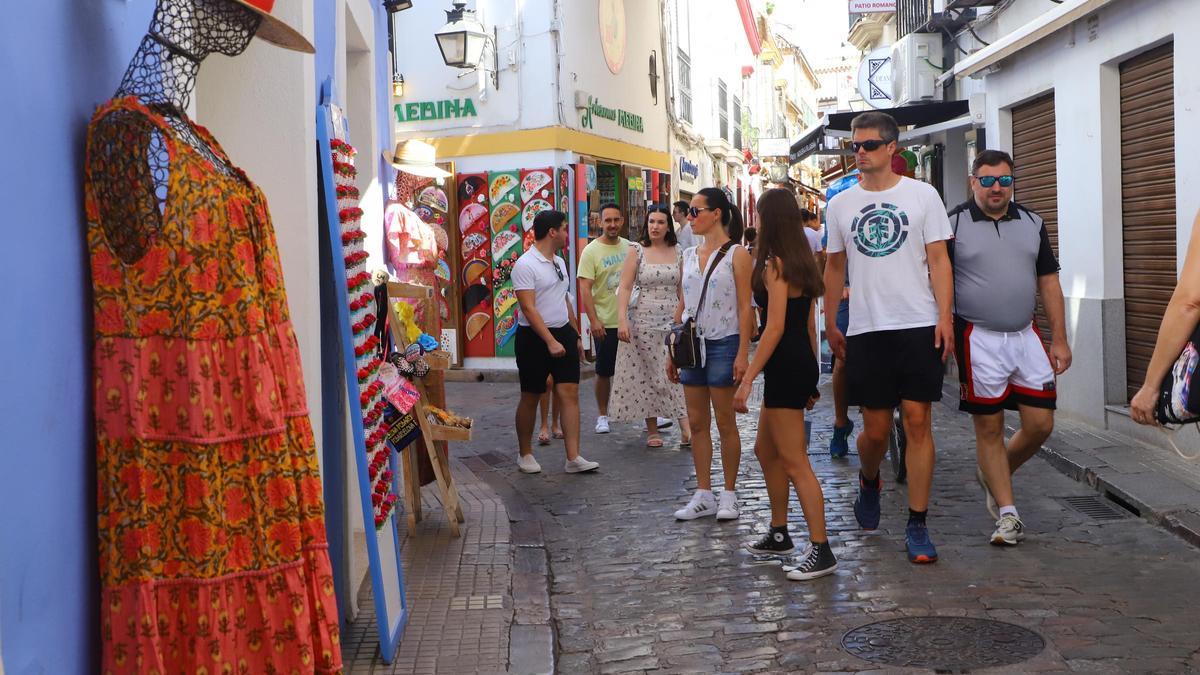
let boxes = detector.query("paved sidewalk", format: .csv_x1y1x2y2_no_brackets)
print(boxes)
446,376,1200,673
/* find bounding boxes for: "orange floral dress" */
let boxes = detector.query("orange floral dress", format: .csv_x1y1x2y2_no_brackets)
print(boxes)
85,97,342,674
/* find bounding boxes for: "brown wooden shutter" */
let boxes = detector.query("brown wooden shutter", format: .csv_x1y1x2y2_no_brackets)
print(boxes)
1121,43,1176,399
1011,93,1058,345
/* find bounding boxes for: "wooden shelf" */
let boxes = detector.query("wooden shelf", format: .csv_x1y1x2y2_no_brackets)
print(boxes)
428,422,472,441
425,350,451,371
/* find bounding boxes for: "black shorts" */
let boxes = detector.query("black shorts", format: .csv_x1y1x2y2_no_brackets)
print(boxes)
846,326,944,409
595,327,619,378
515,325,580,394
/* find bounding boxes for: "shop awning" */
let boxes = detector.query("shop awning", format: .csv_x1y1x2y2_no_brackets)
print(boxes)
789,100,971,165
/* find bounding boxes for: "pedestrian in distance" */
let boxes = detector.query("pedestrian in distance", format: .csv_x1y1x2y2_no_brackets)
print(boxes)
733,188,837,581
949,149,1071,545
673,199,700,250
611,206,691,448
668,187,755,521
580,203,674,436
1131,210,1200,427
823,111,955,564
512,210,599,475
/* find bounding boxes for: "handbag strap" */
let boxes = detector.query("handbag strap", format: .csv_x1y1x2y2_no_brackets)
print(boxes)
693,241,735,328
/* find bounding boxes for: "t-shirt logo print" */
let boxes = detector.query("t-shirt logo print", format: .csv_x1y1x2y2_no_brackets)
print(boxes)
851,202,909,258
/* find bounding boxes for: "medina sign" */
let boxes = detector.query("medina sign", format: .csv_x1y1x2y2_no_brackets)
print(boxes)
395,98,478,123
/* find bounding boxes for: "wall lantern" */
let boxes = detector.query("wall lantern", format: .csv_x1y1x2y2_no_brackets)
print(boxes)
383,0,414,12
649,50,659,105
392,72,405,97
434,2,499,89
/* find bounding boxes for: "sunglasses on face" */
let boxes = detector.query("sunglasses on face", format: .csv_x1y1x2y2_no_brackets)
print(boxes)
851,139,889,152
688,206,715,218
975,175,1015,188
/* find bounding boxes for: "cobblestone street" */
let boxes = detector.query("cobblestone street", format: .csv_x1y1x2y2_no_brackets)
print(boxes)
447,377,1200,673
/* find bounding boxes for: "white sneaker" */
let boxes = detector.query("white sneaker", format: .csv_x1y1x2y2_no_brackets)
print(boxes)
716,490,740,520
656,417,673,429
977,466,999,520
517,453,542,474
595,416,610,434
564,456,600,473
991,514,1025,546
673,491,717,520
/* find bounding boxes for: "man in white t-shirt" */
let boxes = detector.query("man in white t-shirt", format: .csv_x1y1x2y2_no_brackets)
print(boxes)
511,210,599,475
801,207,824,260
672,200,700,250
823,111,954,565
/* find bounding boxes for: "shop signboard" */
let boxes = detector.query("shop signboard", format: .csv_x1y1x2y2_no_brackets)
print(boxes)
394,98,478,123
757,138,791,158
677,155,700,191
849,0,896,12
857,46,894,110
579,94,645,133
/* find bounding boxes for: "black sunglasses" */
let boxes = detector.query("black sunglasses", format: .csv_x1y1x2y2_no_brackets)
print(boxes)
975,175,1015,188
553,259,564,281
851,139,889,152
688,206,715,218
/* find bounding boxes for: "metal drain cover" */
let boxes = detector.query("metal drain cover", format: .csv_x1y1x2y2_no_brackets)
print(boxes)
1061,495,1131,520
842,617,1044,671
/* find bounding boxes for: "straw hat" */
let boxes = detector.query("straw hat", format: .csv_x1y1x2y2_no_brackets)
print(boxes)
230,0,315,54
387,140,452,179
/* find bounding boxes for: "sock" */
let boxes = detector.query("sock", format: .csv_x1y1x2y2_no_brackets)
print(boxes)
999,506,1019,519
908,509,927,526
860,471,881,490
696,489,714,500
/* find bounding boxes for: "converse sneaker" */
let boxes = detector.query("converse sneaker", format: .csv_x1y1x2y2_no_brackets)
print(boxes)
785,542,838,581
716,490,740,520
674,491,717,520
744,527,796,556
517,453,542,474
564,456,599,473
594,416,610,434
976,466,999,520
990,514,1025,546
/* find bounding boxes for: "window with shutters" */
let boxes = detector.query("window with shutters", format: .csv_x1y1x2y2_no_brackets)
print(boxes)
678,49,692,124
718,80,729,141
733,96,743,150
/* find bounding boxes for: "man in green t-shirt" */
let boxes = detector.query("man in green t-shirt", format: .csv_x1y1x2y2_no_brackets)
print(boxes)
578,202,630,434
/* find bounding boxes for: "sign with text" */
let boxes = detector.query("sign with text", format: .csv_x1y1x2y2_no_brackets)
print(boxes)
580,96,644,133
395,98,478,123
757,138,791,157
849,0,897,12
857,46,894,110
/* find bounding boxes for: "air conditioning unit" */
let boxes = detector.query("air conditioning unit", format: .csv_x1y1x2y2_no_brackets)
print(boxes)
891,33,944,106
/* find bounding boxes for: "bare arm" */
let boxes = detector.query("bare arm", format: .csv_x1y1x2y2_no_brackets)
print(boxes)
926,240,955,360
732,246,755,384
809,298,819,362
1038,273,1072,374
823,251,847,358
578,277,604,338
1132,212,1200,423
616,245,639,339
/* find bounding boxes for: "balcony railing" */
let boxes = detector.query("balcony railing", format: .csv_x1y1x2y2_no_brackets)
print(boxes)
897,0,979,39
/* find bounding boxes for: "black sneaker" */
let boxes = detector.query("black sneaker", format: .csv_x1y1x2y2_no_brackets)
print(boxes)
743,527,796,556
785,543,838,581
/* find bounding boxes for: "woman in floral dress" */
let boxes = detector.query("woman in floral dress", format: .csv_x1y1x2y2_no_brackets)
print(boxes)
610,207,690,447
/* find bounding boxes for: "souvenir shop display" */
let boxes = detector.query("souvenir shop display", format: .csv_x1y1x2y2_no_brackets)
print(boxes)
458,173,495,358
385,282,467,536
317,87,407,661
519,167,554,250
84,2,341,672
489,170,523,356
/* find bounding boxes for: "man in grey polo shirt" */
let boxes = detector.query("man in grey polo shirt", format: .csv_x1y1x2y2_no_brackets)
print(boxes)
948,149,1072,546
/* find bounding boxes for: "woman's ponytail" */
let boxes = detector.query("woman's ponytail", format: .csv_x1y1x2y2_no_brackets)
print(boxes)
697,186,744,242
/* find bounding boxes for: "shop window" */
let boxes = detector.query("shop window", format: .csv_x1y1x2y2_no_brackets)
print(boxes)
678,49,693,124
718,80,728,141
733,96,743,150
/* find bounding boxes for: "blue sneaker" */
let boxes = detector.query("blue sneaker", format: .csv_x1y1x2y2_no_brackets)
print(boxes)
905,521,938,564
830,421,853,458
853,473,881,530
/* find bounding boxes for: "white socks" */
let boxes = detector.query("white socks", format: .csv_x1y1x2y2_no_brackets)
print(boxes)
999,505,1019,519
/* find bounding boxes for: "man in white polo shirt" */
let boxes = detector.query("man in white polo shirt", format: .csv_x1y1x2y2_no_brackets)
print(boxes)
512,210,600,475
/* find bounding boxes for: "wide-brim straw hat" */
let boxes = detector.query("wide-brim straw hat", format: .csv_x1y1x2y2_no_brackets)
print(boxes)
387,140,452,179
231,0,315,53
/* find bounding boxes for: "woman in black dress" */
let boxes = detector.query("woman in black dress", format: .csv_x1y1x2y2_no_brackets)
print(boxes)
733,188,836,580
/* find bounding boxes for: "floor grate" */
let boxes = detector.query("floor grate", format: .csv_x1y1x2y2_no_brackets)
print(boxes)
1061,495,1131,521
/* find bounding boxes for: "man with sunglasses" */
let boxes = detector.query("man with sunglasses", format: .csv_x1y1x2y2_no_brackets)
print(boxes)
512,210,600,475
823,111,955,564
948,149,1071,546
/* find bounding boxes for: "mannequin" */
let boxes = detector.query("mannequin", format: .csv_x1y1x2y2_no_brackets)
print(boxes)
85,1,342,673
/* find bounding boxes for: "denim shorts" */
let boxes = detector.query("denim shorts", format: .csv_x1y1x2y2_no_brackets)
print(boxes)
680,334,739,388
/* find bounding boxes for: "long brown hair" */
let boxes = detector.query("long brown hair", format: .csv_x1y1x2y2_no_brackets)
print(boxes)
752,188,824,297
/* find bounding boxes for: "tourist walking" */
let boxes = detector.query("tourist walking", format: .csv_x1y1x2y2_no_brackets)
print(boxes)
948,149,1071,546
734,188,837,580
823,111,955,564
668,187,754,521
611,206,691,447
579,203,630,435
673,199,700,250
512,210,599,475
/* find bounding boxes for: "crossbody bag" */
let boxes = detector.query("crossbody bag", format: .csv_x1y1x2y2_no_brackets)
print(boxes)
666,241,734,369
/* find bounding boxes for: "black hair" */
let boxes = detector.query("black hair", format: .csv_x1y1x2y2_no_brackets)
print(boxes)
850,111,900,143
598,202,622,218
640,205,677,247
696,187,745,241
972,149,1014,175
743,227,757,244
533,209,568,240
672,200,689,214
799,208,817,223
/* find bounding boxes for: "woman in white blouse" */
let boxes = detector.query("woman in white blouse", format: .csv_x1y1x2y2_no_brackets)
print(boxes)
667,187,755,522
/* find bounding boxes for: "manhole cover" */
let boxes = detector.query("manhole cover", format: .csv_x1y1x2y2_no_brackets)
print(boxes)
842,617,1044,671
